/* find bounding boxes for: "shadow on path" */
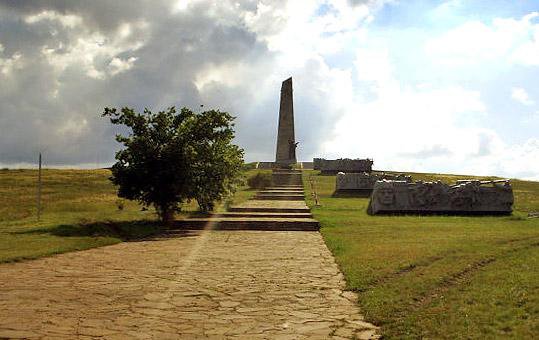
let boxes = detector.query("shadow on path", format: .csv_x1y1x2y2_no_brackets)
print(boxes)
12,220,200,242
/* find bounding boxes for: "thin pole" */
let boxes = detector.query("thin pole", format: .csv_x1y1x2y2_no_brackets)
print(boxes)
37,153,42,221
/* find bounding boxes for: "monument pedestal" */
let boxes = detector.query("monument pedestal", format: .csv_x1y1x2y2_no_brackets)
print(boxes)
272,169,303,187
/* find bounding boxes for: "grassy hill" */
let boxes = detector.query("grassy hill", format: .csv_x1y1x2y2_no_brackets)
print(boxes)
1,168,538,338
304,170,539,339
0,168,255,262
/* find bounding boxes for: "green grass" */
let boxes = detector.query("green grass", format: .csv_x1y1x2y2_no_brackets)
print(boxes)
304,170,539,339
0,168,257,263
3,167,538,337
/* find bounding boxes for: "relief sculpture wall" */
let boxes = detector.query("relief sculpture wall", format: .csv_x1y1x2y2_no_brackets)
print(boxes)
368,180,514,215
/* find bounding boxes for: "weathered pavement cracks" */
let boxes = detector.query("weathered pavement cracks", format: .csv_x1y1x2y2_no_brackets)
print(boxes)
0,231,379,339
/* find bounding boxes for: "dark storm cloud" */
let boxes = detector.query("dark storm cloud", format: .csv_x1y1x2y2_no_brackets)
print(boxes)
0,1,270,165
0,0,164,32
0,0,371,166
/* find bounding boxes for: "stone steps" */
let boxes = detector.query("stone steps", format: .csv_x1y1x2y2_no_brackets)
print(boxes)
263,191,304,195
259,190,304,194
227,200,311,213
228,206,310,213
254,194,305,201
215,212,313,218
267,186,304,190
169,170,319,232
170,217,319,232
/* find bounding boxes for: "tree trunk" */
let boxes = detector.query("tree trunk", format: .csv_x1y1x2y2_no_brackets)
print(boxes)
158,205,175,227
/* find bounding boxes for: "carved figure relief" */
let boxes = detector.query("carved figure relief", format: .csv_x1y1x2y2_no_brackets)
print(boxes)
369,179,513,215
335,172,412,192
377,182,395,205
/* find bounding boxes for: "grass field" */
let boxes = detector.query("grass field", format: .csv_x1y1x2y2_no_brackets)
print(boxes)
0,168,257,263
2,168,538,338
304,170,539,339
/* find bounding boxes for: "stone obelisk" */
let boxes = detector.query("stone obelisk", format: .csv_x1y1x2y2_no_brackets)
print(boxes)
275,77,297,168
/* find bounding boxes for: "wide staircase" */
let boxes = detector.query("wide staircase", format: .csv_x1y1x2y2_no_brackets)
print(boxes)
170,169,320,232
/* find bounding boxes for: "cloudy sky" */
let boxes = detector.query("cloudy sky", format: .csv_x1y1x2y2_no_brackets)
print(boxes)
0,0,538,180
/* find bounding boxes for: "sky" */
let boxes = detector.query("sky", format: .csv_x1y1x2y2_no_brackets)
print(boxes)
0,0,538,180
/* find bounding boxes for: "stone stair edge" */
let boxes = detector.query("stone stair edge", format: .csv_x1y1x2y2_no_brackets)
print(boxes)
168,172,320,232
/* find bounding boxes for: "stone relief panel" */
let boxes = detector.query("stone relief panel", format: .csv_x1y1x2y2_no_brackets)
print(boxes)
335,172,412,192
314,158,374,174
368,179,513,215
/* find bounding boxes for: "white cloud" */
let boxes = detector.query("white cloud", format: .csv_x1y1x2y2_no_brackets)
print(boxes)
511,87,534,106
27,11,147,79
322,85,488,157
194,62,244,90
172,0,189,13
108,57,137,76
322,40,534,178
355,47,392,83
425,12,539,67
320,34,539,179
426,21,507,65
244,0,373,62
490,138,539,180
25,10,83,28
56,117,89,138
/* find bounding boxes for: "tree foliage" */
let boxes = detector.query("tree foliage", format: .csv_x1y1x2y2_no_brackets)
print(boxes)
103,106,244,224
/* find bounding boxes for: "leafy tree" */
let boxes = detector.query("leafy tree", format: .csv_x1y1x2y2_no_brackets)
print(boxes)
103,106,244,224
187,109,244,211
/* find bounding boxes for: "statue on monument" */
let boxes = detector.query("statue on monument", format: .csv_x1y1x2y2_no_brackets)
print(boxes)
288,139,299,160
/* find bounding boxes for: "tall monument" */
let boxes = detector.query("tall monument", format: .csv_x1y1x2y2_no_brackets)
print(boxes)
275,77,298,168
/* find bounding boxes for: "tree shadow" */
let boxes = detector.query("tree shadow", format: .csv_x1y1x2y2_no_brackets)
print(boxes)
12,220,200,241
183,211,213,218
332,190,373,198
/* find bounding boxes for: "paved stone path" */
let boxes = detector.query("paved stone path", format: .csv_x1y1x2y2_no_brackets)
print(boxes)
0,230,378,339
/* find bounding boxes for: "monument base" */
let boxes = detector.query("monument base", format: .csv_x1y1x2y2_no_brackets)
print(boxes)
274,162,296,170
272,169,302,186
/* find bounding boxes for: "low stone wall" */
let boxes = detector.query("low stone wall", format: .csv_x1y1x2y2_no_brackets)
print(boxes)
368,179,514,215
257,162,275,169
314,158,373,174
301,162,314,170
335,172,411,195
